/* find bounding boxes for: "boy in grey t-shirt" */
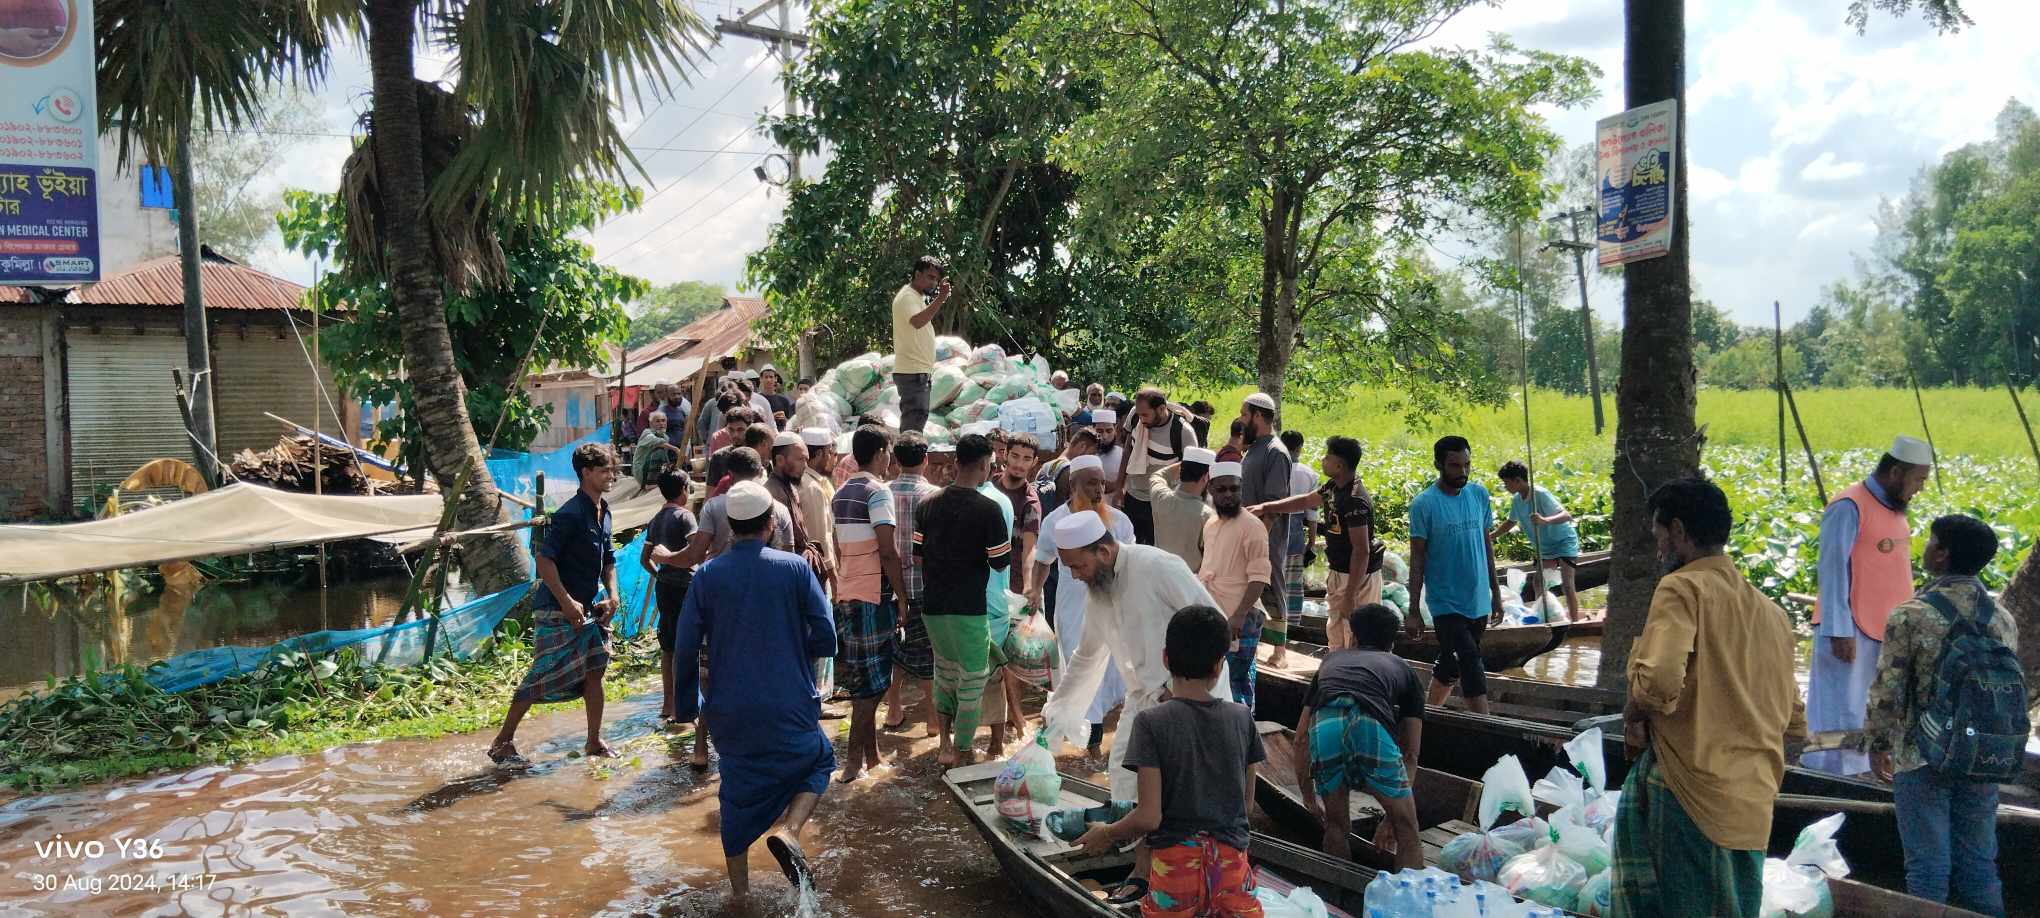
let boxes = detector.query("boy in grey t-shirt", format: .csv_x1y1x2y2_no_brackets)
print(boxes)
1077,605,1265,913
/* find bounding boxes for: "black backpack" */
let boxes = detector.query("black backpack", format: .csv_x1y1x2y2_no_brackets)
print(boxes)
1915,591,2031,782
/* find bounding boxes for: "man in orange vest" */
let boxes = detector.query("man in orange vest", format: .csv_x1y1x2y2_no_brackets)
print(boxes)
1804,435,1934,775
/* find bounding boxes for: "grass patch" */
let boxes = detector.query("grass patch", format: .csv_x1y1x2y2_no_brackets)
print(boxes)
0,622,662,793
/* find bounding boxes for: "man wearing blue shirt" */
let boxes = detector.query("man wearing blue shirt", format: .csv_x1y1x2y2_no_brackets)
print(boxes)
1493,460,1583,624
1406,436,1504,714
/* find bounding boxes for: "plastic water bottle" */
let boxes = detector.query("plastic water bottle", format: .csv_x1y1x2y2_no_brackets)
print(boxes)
1424,889,1442,918
1363,872,1394,916
1391,877,1422,918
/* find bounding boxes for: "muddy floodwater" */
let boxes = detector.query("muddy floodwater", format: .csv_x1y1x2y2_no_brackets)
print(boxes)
0,688,1035,916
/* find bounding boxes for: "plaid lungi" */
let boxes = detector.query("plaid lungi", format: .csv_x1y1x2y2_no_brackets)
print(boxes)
1284,551,1307,621
834,599,897,700
513,615,612,704
1308,696,1410,799
1609,749,1764,918
895,602,935,680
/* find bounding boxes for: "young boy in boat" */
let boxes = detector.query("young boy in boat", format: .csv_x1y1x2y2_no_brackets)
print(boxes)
1293,602,1424,869
1077,604,1267,917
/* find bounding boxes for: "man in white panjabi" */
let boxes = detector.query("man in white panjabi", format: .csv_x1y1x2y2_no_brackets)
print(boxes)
1040,510,1227,803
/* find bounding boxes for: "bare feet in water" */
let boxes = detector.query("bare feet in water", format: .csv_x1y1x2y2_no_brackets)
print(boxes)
586,740,620,758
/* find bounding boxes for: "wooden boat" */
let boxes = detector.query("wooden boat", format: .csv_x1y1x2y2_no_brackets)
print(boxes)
1294,551,1611,648
1288,617,1556,669
1253,640,1587,729
943,761,1378,916
1250,722,1991,918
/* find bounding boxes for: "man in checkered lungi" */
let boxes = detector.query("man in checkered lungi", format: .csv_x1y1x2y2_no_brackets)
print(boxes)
830,425,906,782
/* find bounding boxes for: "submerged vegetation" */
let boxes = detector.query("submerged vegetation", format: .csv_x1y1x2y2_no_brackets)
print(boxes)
0,621,660,792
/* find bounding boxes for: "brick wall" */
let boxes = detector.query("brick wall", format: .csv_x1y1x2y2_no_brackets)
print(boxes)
0,313,48,519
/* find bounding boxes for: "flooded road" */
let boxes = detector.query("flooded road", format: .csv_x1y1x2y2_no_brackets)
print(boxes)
0,688,1032,916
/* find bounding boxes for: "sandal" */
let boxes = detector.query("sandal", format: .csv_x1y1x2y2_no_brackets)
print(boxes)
1101,878,1148,906
487,740,526,766
766,833,814,888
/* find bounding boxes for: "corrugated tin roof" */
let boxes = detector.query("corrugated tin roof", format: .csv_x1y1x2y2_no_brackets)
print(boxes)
68,250,309,311
622,296,766,369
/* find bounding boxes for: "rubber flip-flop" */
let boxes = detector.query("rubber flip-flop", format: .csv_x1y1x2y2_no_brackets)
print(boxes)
1102,878,1148,906
766,834,813,888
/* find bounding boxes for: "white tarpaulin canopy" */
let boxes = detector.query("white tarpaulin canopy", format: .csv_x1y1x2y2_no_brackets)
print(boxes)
611,355,705,387
0,482,670,583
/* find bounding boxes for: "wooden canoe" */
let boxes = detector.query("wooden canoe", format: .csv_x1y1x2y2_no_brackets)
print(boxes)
1252,640,1592,729
1295,551,1610,645
1288,617,1558,670
943,761,1377,916
1251,722,1990,918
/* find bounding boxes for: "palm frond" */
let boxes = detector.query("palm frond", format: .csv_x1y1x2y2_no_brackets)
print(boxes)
97,0,331,167
338,80,509,290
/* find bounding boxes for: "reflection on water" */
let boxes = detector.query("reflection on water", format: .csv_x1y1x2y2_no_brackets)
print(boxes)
1512,635,1816,694
0,573,468,697
0,692,1032,916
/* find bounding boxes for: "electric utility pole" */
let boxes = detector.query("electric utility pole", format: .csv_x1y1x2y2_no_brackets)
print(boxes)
1543,206,1605,435
718,0,818,379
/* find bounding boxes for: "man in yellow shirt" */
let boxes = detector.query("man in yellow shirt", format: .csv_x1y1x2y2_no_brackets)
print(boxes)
1612,476,1807,918
892,255,950,433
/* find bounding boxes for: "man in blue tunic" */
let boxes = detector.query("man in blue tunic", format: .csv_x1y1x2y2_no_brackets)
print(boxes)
489,442,621,765
674,480,838,899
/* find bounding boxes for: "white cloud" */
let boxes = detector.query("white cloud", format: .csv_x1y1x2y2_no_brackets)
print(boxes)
1800,151,1868,182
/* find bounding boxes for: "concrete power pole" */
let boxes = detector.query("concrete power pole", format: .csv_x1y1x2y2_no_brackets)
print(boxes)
718,1,817,379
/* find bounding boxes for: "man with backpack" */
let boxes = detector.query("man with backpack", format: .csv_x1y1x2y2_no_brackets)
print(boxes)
1112,388,1200,546
1865,513,2025,915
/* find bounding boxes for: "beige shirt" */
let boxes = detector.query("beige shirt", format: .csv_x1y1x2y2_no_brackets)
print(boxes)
1628,554,1809,850
1198,511,1272,620
892,284,936,375
799,468,837,568
1148,473,1215,571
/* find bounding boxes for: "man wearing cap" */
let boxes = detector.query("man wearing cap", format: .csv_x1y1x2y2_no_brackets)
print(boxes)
1238,392,1296,667
1148,446,1217,571
1200,461,1273,707
765,430,829,580
1041,510,1225,802
893,256,950,433
1030,453,1132,756
672,479,838,900
1805,435,1934,775
1091,408,1126,500
798,428,839,584
758,365,794,430
1114,388,1200,546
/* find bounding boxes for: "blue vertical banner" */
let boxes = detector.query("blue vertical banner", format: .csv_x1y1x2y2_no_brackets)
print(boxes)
0,0,99,285
1595,99,1677,268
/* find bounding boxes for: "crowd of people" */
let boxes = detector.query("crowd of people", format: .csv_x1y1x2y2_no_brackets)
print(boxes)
476,256,2021,917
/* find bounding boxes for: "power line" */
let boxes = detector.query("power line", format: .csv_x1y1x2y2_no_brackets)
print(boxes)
607,180,768,270
602,160,758,261
598,97,783,237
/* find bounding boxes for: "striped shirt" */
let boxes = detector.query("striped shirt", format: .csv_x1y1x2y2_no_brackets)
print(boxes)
913,485,1014,616
889,474,938,606
831,472,897,605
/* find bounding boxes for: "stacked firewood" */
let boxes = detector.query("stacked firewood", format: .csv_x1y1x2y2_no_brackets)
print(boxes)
230,436,431,495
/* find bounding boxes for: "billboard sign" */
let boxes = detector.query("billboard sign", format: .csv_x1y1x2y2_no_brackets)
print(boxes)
0,0,99,285
1595,99,1677,268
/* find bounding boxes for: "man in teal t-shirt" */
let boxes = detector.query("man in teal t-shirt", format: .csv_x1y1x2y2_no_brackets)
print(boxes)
1407,435,1502,714
1493,460,1583,626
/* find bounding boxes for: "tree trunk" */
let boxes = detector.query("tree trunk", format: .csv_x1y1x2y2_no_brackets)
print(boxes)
2004,546,2040,699
1599,0,1701,691
1255,190,1299,406
366,0,530,595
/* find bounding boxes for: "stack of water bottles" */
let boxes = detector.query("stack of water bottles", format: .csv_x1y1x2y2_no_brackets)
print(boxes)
1360,866,1559,918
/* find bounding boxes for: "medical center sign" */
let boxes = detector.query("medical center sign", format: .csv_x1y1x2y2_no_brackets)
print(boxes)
1595,99,1676,268
0,0,99,285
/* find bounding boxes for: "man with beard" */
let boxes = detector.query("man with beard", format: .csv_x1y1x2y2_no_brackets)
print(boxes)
1198,461,1272,707
797,429,838,586
1237,393,1295,667
1611,476,1806,918
1112,388,1199,545
1805,436,1934,776
1030,454,1133,755
1040,510,1225,803
1406,435,1504,714
1091,409,1126,501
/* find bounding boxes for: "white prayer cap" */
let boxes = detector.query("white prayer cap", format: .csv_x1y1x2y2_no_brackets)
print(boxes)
1183,447,1217,466
801,427,833,448
1092,409,1117,424
835,433,855,454
725,480,774,521
773,430,803,449
1055,510,1109,547
1243,392,1277,412
1067,454,1104,474
1107,391,1126,402
1210,461,1244,480
1889,435,1934,466
930,440,956,454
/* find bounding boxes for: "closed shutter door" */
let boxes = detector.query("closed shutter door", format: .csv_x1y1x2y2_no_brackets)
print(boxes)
213,332,345,458
66,327,193,495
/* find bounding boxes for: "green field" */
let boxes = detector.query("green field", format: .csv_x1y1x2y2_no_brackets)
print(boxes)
1178,385,2038,618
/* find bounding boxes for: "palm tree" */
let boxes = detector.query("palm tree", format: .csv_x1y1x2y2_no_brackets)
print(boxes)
97,0,332,483
108,0,708,592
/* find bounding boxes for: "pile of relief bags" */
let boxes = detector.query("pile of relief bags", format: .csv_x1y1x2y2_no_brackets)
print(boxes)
1433,729,1851,917
790,337,1071,449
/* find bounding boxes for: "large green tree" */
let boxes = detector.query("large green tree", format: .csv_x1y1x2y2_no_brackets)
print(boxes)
746,0,1181,380
280,186,643,469
1024,0,1597,409
625,280,725,350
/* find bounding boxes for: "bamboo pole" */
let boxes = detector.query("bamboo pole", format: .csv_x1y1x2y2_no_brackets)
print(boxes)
313,266,327,626
1513,225,1545,604
1774,301,1788,488
2008,378,2040,483
1784,379,1827,505
1906,363,1945,496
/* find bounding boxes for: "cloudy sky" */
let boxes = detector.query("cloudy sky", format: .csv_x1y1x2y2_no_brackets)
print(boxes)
248,0,2040,329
